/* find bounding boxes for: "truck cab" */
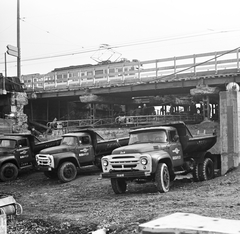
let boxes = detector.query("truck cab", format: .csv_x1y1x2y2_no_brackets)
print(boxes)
60,133,95,165
0,135,35,175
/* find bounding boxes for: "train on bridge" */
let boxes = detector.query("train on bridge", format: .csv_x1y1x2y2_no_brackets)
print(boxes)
22,49,240,92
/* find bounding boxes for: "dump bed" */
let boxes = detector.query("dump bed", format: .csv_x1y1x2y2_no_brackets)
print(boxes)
130,121,217,153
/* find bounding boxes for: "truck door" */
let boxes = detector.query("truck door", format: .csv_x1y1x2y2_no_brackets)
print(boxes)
16,138,33,167
77,136,95,164
169,130,184,167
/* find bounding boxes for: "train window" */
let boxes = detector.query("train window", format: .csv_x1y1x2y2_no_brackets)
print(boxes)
109,68,115,77
63,74,68,79
57,74,63,79
95,70,103,75
73,72,78,77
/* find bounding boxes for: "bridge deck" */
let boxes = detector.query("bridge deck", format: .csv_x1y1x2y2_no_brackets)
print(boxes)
25,49,240,94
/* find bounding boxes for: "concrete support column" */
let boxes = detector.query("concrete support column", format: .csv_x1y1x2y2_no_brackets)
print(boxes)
90,103,96,124
219,91,240,175
202,95,210,120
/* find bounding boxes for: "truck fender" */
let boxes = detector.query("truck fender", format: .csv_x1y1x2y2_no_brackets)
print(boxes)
0,156,19,168
151,151,173,174
53,152,80,168
191,151,211,164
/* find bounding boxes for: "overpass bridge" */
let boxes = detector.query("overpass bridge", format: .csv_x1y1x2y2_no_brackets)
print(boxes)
24,48,240,125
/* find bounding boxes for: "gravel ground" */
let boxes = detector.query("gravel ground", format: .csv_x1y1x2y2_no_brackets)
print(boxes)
1,163,240,234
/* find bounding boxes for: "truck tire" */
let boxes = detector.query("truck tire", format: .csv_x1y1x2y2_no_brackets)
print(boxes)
192,164,200,182
0,163,18,182
58,162,77,183
198,158,214,181
155,163,170,193
44,171,57,179
111,178,127,194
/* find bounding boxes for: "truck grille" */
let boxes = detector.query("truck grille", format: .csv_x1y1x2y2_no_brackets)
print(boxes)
37,154,51,166
110,156,139,169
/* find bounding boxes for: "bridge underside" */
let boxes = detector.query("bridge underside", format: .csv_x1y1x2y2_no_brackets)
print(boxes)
24,72,240,123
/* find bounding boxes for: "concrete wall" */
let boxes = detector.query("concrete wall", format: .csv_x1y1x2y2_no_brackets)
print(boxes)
219,91,240,175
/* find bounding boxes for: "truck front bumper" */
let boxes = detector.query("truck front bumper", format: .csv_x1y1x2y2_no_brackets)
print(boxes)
101,171,151,179
37,166,53,172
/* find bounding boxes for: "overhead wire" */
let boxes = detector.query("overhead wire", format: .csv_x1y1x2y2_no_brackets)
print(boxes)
1,29,238,65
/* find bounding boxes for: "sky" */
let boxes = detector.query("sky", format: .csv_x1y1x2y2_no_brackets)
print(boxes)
0,0,240,77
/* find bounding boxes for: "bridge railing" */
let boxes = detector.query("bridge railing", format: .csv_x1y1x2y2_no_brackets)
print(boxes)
25,49,240,92
58,118,116,132
56,114,203,132
120,114,203,126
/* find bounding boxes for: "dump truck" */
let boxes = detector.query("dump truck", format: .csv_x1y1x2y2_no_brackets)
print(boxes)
36,129,129,183
0,133,61,182
101,121,219,194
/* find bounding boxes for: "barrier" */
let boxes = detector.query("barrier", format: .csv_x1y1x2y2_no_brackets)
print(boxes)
0,196,23,234
139,212,240,234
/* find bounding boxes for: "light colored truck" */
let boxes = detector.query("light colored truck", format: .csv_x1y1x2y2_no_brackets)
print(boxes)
101,121,219,194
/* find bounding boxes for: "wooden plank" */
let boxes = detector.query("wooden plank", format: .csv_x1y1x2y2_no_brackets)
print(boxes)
0,196,15,207
139,212,240,234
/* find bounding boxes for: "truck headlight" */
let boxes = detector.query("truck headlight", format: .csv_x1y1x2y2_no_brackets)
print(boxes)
140,158,148,165
102,160,108,167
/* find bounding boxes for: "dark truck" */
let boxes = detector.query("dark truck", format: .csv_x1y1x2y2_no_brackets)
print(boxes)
101,121,219,194
36,129,129,183
0,134,61,182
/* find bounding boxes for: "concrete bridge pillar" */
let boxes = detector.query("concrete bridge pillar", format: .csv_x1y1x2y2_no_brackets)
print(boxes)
219,91,240,175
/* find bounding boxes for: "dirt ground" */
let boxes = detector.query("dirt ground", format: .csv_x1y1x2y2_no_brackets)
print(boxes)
2,121,240,234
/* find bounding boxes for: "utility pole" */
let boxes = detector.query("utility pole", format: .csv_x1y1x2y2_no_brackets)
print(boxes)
17,0,21,80
4,53,7,78
4,53,7,94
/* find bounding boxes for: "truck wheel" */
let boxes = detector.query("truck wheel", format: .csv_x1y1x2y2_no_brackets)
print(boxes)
111,178,127,194
0,163,18,182
58,162,77,183
192,164,200,182
155,163,170,193
198,158,214,181
44,171,57,179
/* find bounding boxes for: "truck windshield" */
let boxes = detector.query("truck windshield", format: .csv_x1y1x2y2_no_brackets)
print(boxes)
0,139,16,149
61,136,77,146
129,130,168,144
